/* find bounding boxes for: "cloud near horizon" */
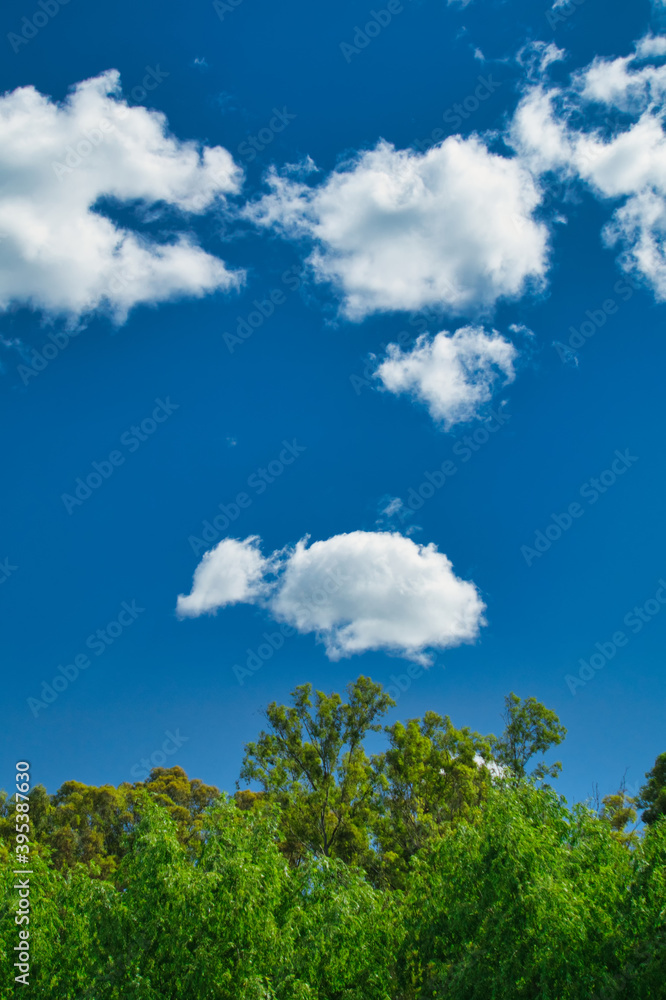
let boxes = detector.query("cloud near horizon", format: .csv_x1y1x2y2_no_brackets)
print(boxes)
0,70,244,322
177,531,486,664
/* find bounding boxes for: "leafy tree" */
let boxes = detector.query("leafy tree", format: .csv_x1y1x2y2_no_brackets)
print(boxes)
133,765,221,853
0,784,53,864
46,780,139,878
5,680,666,999
492,692,567,781
398,783,633,1000
239,676,394,864
600,788,638,847
637,751,666,825
618,817,666,997
371,712,493,884
283,855,400,1000
106,798,291,998
0,767,221,879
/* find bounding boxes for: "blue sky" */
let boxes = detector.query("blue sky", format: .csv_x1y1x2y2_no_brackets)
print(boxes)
1,0,665,807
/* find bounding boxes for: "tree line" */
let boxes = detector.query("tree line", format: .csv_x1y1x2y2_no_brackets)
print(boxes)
1,676,665,998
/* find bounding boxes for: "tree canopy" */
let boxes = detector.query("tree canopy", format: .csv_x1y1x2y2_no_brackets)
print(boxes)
1,676,663,1000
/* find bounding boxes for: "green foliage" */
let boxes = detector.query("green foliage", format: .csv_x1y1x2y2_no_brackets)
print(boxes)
637,751,666,825
600,788,638,847
492,692,567,781
240,676,394,864
618,817,666,997
371,712,492,884
398,783,633,1000
0,680,663,999
283,856,399,1000
0,767,221,880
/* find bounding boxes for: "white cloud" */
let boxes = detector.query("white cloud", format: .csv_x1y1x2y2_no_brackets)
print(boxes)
636,34,666,58
473,753,506,778
603,189,666,298
381,497,405,518
177,531,485,663
517,40,566,80
246,138,548,320
580,52,666,110
176,536,271,617
374,325,517,430
510,37,666,301
0,71,244,321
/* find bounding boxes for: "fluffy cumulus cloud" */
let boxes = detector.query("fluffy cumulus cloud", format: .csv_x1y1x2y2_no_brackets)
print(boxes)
0,71,244,321
177,531,485,663
245,138,548,319
176,537,271,617
374,325,517,429
510,35,666,299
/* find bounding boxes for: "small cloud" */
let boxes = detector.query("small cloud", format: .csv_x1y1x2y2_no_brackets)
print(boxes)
176,536,273,617
517,41,566,80
0,334,24,351
215,92,239,114
553,341,579,367
382,497,404,518
226,436,238,447
635,34,666,58
474,754,506,778
282,156,319,178
374,326,518,431
508,323,535,338
0,334,28,372
193,56,209,69
375,495,413,530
